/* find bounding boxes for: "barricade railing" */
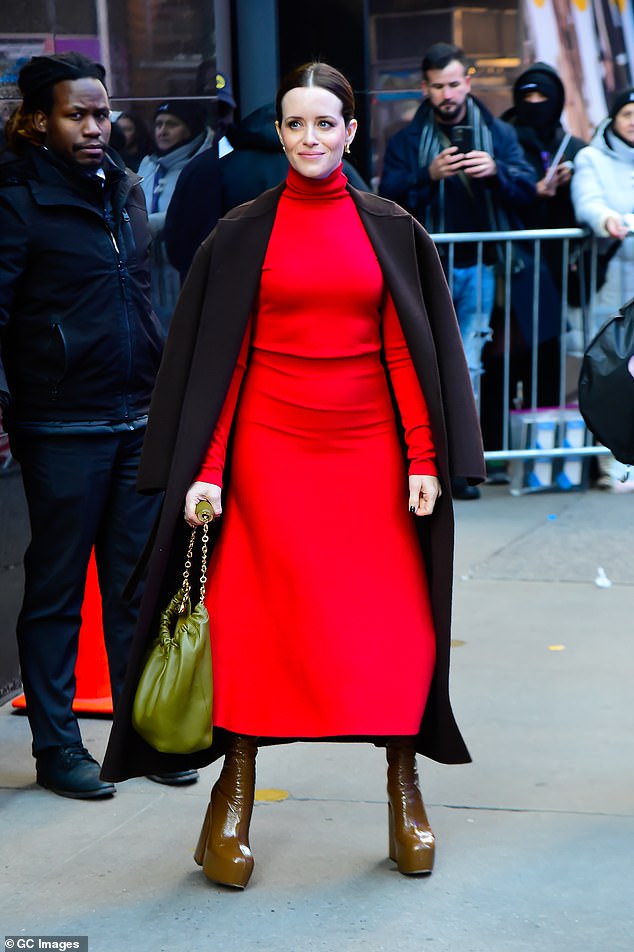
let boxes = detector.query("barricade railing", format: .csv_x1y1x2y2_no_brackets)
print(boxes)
429,227,613,492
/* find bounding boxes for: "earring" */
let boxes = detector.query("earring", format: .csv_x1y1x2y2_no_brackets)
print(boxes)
344,143,351,154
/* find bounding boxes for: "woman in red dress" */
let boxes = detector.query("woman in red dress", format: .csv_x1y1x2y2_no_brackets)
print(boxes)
102,62,485,889
183,62,470,888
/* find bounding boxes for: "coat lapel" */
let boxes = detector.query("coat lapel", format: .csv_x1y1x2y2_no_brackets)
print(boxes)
350,189,450,469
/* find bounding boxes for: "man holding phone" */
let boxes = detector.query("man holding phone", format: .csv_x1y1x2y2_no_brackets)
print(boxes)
380,43,535,497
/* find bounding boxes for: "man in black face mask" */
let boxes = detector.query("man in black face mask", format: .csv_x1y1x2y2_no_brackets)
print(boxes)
477,65,590,453
503,64,588,301
502,63,586,235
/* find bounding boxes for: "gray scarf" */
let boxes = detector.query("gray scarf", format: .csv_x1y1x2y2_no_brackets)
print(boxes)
417,98,497,233
417,98,493,169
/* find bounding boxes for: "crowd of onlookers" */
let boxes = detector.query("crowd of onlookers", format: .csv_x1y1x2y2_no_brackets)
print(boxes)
1,48,633,493
0,47,631,808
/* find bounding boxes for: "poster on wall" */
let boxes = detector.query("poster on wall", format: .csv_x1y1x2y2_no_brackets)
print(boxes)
0,35,54,93
53,36,102,62
0,34,102,95
592,0,634,95
523,0,633,139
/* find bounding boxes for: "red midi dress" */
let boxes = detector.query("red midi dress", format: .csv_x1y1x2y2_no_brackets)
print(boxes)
197,165,438,739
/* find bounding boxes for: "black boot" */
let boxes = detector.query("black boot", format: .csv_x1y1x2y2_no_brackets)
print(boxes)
36,744,115,800
146,770,199,786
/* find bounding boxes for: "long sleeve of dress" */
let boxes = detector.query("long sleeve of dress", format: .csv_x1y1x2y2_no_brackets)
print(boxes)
196,320,252,487
382,292,438,478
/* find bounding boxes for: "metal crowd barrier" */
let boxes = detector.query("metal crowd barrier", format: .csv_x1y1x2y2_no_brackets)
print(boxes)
0,227,614,490
429,227,613,492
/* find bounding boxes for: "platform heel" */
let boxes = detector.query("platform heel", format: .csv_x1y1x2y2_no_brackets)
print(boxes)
194,735,258,888
386,743,435,875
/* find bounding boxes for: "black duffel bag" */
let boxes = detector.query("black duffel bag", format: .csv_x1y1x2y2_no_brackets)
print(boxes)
578,296,634,465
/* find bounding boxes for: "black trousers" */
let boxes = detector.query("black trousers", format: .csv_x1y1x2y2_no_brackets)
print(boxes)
10,428,160,757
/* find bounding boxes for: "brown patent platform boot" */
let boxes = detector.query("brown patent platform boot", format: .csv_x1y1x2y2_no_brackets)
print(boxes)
194,735,258,888
386,743,435,875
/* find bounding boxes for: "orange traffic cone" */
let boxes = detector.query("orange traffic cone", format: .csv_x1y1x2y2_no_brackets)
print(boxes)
12,550,113,715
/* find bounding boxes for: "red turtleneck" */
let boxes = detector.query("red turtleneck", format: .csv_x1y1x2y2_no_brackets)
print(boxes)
197,164,437,485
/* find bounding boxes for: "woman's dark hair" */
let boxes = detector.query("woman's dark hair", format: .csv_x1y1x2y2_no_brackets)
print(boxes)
275,62,355,126
116,111,153,156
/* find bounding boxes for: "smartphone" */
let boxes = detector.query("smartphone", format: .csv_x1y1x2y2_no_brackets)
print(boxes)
449,124,474,153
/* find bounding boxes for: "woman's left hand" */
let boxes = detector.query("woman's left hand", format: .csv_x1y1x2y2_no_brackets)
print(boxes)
408,475,442,516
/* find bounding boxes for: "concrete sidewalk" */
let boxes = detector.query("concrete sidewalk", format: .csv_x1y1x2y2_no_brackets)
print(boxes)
1,484,633,952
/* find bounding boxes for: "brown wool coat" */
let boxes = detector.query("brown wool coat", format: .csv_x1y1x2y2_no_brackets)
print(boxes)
101,183,485,782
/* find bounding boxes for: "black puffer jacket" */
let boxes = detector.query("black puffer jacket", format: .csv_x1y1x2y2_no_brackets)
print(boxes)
0,144,164,430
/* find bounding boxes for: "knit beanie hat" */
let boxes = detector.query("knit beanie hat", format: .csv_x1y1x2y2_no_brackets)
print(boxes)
19,52,106,113
154,100,208,139
609,87,634,119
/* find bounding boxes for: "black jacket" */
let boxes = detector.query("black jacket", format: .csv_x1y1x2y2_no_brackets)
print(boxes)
379,96,536,234
0,145,164,430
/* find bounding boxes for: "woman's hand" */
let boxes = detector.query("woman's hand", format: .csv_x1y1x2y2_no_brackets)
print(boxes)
408,475,442,517
605,215,629,240
184,481,222,527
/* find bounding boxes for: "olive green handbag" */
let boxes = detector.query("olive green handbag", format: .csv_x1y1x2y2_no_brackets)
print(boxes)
132,507,213,753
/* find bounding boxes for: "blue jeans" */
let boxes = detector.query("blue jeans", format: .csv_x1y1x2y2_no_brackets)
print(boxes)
450,264,496,403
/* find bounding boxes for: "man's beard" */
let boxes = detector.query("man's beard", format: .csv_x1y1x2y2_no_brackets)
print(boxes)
432,101,465,125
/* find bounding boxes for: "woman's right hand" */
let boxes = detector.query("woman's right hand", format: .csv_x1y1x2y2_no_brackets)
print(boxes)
184,481,222,527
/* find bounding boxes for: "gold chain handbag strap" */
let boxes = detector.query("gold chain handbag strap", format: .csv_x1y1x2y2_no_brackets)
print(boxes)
179,507,212,613
199,518,209,602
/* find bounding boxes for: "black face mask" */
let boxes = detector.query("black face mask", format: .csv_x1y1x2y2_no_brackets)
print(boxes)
515,98,560,132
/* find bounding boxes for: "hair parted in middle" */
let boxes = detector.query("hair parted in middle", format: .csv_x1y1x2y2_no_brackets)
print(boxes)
275,62,355,126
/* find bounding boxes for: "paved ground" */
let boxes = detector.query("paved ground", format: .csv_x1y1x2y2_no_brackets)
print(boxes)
1,483,633,952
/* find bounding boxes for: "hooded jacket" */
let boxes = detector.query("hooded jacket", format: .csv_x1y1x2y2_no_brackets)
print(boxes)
572,118,634,239
0,144,163,429
502,63,586,232
571,117,634,309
